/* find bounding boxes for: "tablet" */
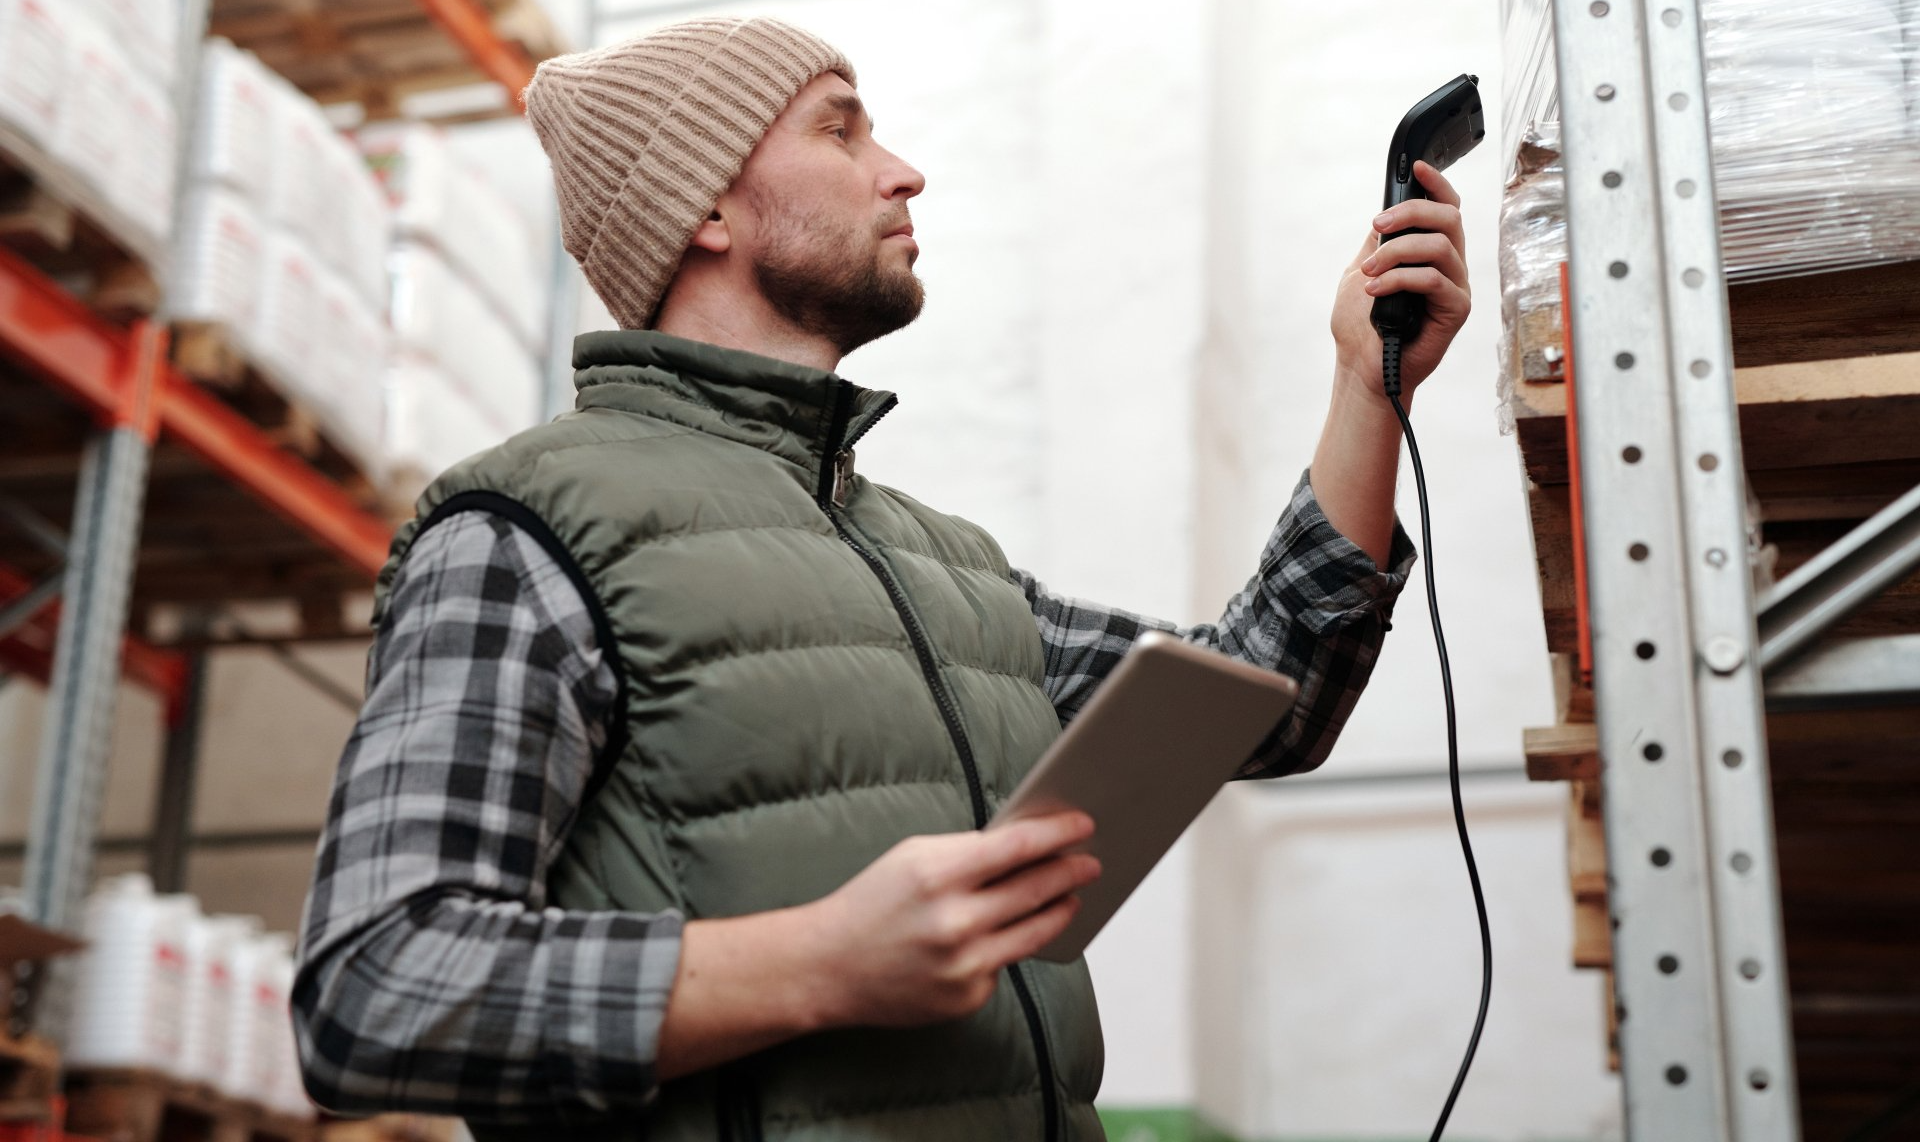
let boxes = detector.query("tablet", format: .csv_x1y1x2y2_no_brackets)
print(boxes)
988,631,1299,962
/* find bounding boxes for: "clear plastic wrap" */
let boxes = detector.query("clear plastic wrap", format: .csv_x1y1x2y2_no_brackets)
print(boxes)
1497,0,1920,429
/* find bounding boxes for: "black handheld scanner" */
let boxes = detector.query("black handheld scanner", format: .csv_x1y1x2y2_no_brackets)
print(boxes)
1368,75,1484,345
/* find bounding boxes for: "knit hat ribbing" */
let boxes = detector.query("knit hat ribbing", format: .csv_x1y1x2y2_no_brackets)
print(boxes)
524,18,855,329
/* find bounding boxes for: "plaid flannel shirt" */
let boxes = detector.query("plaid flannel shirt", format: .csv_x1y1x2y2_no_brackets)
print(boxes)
294,465,1414,1120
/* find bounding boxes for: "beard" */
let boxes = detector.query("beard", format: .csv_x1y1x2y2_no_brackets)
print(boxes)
747,188,925,357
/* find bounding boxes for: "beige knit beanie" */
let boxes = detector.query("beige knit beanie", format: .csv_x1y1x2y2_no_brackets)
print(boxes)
524,18,855,329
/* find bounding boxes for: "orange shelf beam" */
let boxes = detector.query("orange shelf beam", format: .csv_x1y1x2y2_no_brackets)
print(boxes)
0,246,391,578
0,562,191,724
414,0,540,112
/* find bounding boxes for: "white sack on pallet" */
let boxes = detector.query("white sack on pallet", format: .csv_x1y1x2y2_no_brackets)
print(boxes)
180,913,257,1089
251,227,325,401
390,242,544,438
93,0,179,89
112,70,177,249
384,357,528,492
188,39,277,203
170,185,266,333
219,932,296,1104
0,0,69,147
264,75,334,251
65,875,198,1072
50,9,129,205
321,132,393,311
316,265,390,474
359,122,549,350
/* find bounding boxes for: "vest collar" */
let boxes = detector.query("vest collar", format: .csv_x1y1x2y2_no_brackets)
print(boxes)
571,330,898,506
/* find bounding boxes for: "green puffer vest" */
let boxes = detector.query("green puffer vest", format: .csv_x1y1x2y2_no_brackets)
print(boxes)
373,332,1104,1142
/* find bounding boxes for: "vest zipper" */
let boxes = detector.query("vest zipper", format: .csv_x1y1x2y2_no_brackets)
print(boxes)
818,382,1063,1142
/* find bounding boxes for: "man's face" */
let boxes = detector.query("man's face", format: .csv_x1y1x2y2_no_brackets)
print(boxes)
722,73,927,356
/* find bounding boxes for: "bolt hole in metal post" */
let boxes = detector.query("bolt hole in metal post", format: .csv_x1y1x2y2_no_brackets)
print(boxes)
1659,954,1680,975
1683,267,1704,287
1630,542,1649,561
1739,958,1762,980
1667,1065,1689,1086
1663,7,1683,27
1698,454,1719,471
1616,351,1636,369
1643,742,1665,761
1690,359,1711,377
1609,260,1630,278
1597,83,1616,101
1603,170,1623,188
1723,748,1744,768
1590,0,1609,15
1669,92,1689,111
1623,444,1643,464
1636,640,1657,659
1651,846,1672,867
1677,178,1697,198
1749,1069,1771,1091
1732,851,1754,874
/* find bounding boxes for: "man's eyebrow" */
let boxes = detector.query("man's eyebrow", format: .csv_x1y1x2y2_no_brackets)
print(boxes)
815,92,872,131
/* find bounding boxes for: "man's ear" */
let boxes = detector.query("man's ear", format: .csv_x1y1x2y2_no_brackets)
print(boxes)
687,207,731,255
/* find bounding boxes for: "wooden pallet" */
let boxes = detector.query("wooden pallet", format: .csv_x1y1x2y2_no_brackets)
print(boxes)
62,1070,319,1142
1512,257,1920,1138
0,121,162,322
170,322,387,510
210,0,566,120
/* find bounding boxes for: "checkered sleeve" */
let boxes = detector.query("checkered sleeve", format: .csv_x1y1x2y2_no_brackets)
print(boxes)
293,511,682,1121
1013,466,1417,778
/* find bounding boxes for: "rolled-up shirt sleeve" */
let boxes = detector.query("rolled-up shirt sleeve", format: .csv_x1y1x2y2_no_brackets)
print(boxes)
1012,465,1416,778
293,511,681,1121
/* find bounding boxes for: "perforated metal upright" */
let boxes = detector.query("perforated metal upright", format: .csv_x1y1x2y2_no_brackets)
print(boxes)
1550,1,1799,1138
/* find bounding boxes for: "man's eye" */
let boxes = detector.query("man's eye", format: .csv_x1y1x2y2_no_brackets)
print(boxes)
832,127,848,140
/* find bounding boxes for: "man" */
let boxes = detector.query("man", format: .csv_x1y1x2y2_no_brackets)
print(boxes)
294,15,1469,1142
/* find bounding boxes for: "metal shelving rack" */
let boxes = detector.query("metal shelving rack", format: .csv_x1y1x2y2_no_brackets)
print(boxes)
1548,1,1920,1138
3,0,542,948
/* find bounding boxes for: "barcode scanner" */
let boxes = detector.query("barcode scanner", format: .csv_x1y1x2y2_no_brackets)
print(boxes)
1369,74,1485,388
1364,75,1489,1142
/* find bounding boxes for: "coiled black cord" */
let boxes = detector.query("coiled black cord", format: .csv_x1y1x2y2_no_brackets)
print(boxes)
1380,335,1492,1142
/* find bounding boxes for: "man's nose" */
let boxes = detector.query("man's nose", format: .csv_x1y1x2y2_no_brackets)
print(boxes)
881,146,926,200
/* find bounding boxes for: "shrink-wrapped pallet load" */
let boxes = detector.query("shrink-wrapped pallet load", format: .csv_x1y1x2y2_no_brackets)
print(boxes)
1497,0,1920,420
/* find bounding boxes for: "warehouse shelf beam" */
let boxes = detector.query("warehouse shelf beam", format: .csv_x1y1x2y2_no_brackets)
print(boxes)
0,247,390,577
414,0,540,109
1763,634,1920,713
1755,482,1920,671
1552,0,1799,1138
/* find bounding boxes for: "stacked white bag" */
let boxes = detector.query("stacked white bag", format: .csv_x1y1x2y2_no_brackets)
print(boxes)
219,931,306,1115
66,878,311,1116
0,0,180,250
358,123,549,351
384,241,544,490
0,0,70,150
359,123,549,491
64,874,197,1071
172,39,391,479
